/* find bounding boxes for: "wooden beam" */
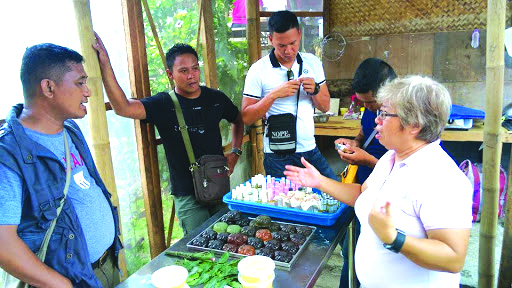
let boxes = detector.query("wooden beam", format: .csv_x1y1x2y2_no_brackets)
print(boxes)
480,0,506,286
247,0,261,64
247,0,265,175
323,0,330,37
72,0,127,277
197,0,218,89
260,11,323,18
122,0,166,259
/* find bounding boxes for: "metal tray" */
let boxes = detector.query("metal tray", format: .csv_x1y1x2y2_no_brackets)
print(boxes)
186,216,316,270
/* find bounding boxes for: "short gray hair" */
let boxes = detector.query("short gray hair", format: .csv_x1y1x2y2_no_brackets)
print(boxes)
376,76,452,142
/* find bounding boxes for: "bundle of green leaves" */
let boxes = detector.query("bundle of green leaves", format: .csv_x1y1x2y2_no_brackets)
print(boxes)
167,251,242,288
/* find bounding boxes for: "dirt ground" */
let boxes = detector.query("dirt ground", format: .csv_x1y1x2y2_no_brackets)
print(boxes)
313,221,505,288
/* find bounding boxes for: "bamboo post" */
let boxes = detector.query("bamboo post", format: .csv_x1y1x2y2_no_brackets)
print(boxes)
479,0,506,287
323,0,330,38
71,0,127,276
122,0,166,258
250,127,258,176
498,146,512,287
197,0,218,89
141,0,173,91
247,0,265,175
140,0,179,248
347,219,356,288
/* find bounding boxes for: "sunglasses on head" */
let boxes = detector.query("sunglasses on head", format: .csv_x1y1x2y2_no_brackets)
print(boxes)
287,69,294,81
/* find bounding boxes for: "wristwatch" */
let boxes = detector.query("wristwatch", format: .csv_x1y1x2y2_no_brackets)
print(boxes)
231,147,243,157
383,229,406,253
308,82,320,96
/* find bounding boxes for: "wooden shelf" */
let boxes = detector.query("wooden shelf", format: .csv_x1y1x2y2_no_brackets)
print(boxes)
315,117,512,143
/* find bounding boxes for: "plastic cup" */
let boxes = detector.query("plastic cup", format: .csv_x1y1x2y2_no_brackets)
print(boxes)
151,265,188,288
238,255,275,284
340,107,348,116
238,272,274,288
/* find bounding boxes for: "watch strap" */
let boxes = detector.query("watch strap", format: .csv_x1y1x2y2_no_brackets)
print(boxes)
383,229,406,253
307,82,320,96
231,147,242,156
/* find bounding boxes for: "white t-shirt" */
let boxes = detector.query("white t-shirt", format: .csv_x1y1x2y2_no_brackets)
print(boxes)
354,140,473,288
243,51,326,153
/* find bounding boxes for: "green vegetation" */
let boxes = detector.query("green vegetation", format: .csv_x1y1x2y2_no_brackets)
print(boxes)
170,251,242,288
119,0,249,275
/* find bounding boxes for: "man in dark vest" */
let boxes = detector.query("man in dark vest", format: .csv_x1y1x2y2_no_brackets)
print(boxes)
0,44,122,287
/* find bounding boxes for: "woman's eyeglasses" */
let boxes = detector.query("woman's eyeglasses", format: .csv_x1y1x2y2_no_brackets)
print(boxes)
377,110,399,120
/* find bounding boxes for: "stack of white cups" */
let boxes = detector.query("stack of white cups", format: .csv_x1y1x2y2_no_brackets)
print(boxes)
237,255,275,288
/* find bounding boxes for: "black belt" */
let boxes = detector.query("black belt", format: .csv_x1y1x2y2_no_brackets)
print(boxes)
91,250,109,270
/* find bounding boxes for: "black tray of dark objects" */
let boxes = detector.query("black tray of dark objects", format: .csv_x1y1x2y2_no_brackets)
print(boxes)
186,213,316,270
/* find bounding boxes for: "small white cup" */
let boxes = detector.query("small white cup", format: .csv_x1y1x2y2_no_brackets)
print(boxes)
151,265,188,288
238,255,275,284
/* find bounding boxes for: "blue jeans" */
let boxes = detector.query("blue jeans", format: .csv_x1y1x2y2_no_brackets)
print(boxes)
264,147,338,180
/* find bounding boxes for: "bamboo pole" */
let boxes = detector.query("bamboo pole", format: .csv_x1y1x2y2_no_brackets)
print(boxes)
479,0,506,286
247,0,265,175
196,0,203,53
498,146,512,287
122,0,166,258
71,0,127,277
140,0,180,248
197,0,218,89
250,127,258,176
323,0,330,38
140,0,173,90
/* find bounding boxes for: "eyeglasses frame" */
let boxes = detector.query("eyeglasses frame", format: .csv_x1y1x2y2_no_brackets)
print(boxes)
377,110,399,120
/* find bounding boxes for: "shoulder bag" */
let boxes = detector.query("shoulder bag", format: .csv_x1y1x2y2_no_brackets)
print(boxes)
168,90,230,205
340,129,378,184
1,132,72,288
266,61,303,154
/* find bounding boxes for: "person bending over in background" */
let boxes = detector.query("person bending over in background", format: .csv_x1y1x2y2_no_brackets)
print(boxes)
285,76,472,288
94,34,244,235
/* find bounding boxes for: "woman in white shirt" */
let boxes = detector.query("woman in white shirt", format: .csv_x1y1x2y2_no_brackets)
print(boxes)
284,76,473,288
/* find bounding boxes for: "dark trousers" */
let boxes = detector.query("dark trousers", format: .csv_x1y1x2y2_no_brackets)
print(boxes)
93,249,121,288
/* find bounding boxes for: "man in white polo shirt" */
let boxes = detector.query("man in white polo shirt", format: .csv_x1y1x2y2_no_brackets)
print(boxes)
241,10,337,180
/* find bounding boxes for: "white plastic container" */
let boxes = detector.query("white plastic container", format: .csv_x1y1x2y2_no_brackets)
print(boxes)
238,272,275,288
151,265,188,288
237,255,275,284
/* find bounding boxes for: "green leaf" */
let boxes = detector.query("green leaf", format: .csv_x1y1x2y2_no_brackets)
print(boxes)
196,272,213,284
187,273,200,286
229,281,243,288
218,252,230,264
215,278,230,288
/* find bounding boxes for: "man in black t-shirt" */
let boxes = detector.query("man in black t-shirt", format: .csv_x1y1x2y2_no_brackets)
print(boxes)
94,34,244,235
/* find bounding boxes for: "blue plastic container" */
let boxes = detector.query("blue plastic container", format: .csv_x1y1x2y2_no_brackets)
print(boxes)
222,191,348,226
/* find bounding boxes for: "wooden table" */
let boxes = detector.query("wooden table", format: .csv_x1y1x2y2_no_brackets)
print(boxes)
116,207,352,288
315,117,512,143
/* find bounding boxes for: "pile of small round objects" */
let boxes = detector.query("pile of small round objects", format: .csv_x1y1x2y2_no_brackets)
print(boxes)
189,210,314,263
